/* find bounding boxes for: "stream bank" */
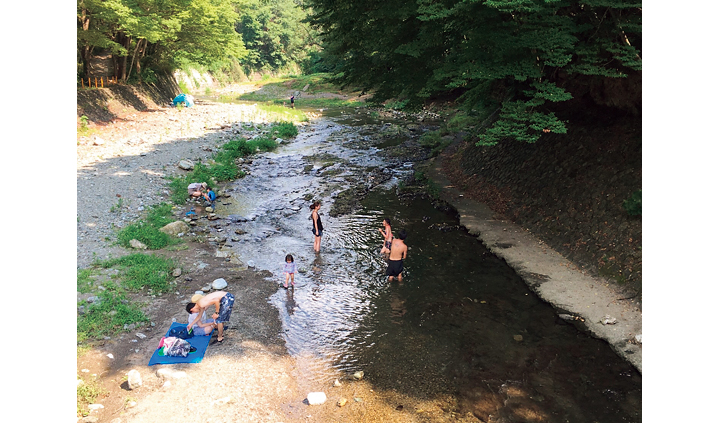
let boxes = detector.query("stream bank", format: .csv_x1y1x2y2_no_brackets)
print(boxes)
77,88,640,422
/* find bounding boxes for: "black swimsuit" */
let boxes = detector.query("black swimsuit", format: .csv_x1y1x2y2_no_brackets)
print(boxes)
312,212,323,235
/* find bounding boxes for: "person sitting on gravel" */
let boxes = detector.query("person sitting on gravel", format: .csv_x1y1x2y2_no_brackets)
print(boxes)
186,294,217,336
187,182,208,198
186,290,235,344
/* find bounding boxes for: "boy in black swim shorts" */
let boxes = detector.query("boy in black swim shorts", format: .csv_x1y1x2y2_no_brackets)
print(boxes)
386,230,408,281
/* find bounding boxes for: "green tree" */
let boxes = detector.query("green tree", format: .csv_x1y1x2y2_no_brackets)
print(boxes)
77,0,248,82
235,0,318,72
304,0,641,145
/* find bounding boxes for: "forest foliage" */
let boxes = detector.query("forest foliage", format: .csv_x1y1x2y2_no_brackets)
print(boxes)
303,0,642,145
77,0,317,83
78,0,641,146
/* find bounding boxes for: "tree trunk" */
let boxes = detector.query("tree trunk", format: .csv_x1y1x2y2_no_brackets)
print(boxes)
127,38,143,82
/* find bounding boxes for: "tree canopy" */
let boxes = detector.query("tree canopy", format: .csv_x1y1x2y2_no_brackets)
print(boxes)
304,0,642,144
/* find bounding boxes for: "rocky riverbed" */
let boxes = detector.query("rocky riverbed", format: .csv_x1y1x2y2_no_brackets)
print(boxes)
76,85,641,423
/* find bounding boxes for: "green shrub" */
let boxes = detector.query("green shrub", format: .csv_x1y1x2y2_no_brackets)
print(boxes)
270,121,298,138
623,189,642,216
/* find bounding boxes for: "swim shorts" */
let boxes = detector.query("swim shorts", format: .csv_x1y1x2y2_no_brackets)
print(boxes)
312,228,323,237
215,293,235,323
384,240,392,250
386,259,404,277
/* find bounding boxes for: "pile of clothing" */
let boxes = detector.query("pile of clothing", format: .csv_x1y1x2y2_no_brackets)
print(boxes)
157,336,197,357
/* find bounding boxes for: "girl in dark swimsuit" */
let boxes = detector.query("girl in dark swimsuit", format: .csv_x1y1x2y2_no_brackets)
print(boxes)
310,201,323,252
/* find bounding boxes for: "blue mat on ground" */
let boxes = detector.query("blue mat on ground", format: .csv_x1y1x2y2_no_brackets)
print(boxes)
148,322,212,366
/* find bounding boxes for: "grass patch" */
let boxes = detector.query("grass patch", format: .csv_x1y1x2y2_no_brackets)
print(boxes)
116,202,180,250
99,253,176,294
77,376,105,417
77,253,176,343
77,282,149,342
77,268,95,293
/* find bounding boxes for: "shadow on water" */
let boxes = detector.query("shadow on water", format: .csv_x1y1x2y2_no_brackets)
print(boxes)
218,111,640,422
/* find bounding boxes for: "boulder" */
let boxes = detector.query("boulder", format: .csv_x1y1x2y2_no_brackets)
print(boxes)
212,278,228,289
178,159,195,170
160,221,190,237
127,369,142,390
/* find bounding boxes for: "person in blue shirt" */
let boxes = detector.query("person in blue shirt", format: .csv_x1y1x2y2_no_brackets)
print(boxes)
203,187,217,210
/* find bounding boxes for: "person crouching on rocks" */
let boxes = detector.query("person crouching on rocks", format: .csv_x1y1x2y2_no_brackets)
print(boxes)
188,182,208,199
186,290,235,344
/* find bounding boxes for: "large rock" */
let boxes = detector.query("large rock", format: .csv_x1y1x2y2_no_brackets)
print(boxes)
127,369,142,390
160,221,190,237
211,278,228,289
178,159,195,170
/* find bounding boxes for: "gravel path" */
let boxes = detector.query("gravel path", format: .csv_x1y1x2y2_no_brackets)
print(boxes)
77,101,275,268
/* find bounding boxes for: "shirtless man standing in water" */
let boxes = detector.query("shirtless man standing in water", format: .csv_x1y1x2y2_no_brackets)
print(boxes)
386,230,407,281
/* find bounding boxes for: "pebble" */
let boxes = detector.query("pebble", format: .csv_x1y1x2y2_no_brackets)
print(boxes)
307,392,327,405
601,315,618,325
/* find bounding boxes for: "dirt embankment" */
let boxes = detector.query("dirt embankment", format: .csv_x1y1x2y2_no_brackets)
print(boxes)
442,113,642,298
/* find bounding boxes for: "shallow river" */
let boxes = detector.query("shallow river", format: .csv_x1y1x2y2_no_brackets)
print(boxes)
210,104,641,422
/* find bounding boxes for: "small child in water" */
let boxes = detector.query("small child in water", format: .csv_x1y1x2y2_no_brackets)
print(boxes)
378,218,393,255
283,254,297,288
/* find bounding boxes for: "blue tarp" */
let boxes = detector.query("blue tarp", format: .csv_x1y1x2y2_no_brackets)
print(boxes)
148,322,212,365
172,93,194,108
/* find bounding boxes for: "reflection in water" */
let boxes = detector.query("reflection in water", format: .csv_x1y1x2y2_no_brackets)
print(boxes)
222,114,640,422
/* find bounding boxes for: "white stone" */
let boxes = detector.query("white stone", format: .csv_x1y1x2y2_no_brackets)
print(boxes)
600,315,617,325
88,404,104,410
136,333,146,339
635,334,642,344
212,278,228,289
307,392,327,405
129,239,148,250
352,371,364,380
127,369,142,390
107,354,114,359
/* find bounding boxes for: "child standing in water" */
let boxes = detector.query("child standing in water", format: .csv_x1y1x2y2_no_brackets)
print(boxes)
378,218,393,255
283,254,297,288
310,201,323,252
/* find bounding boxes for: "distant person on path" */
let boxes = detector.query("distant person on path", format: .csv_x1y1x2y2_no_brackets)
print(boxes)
186,290,235,344
185,294,217,336
386,230,408,282
290,95,295,108
188,182,208,198
378,218,393,255
310,201,324,252
283,254,298,289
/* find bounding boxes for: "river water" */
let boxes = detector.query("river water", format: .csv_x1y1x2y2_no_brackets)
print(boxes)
209,103,641,422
